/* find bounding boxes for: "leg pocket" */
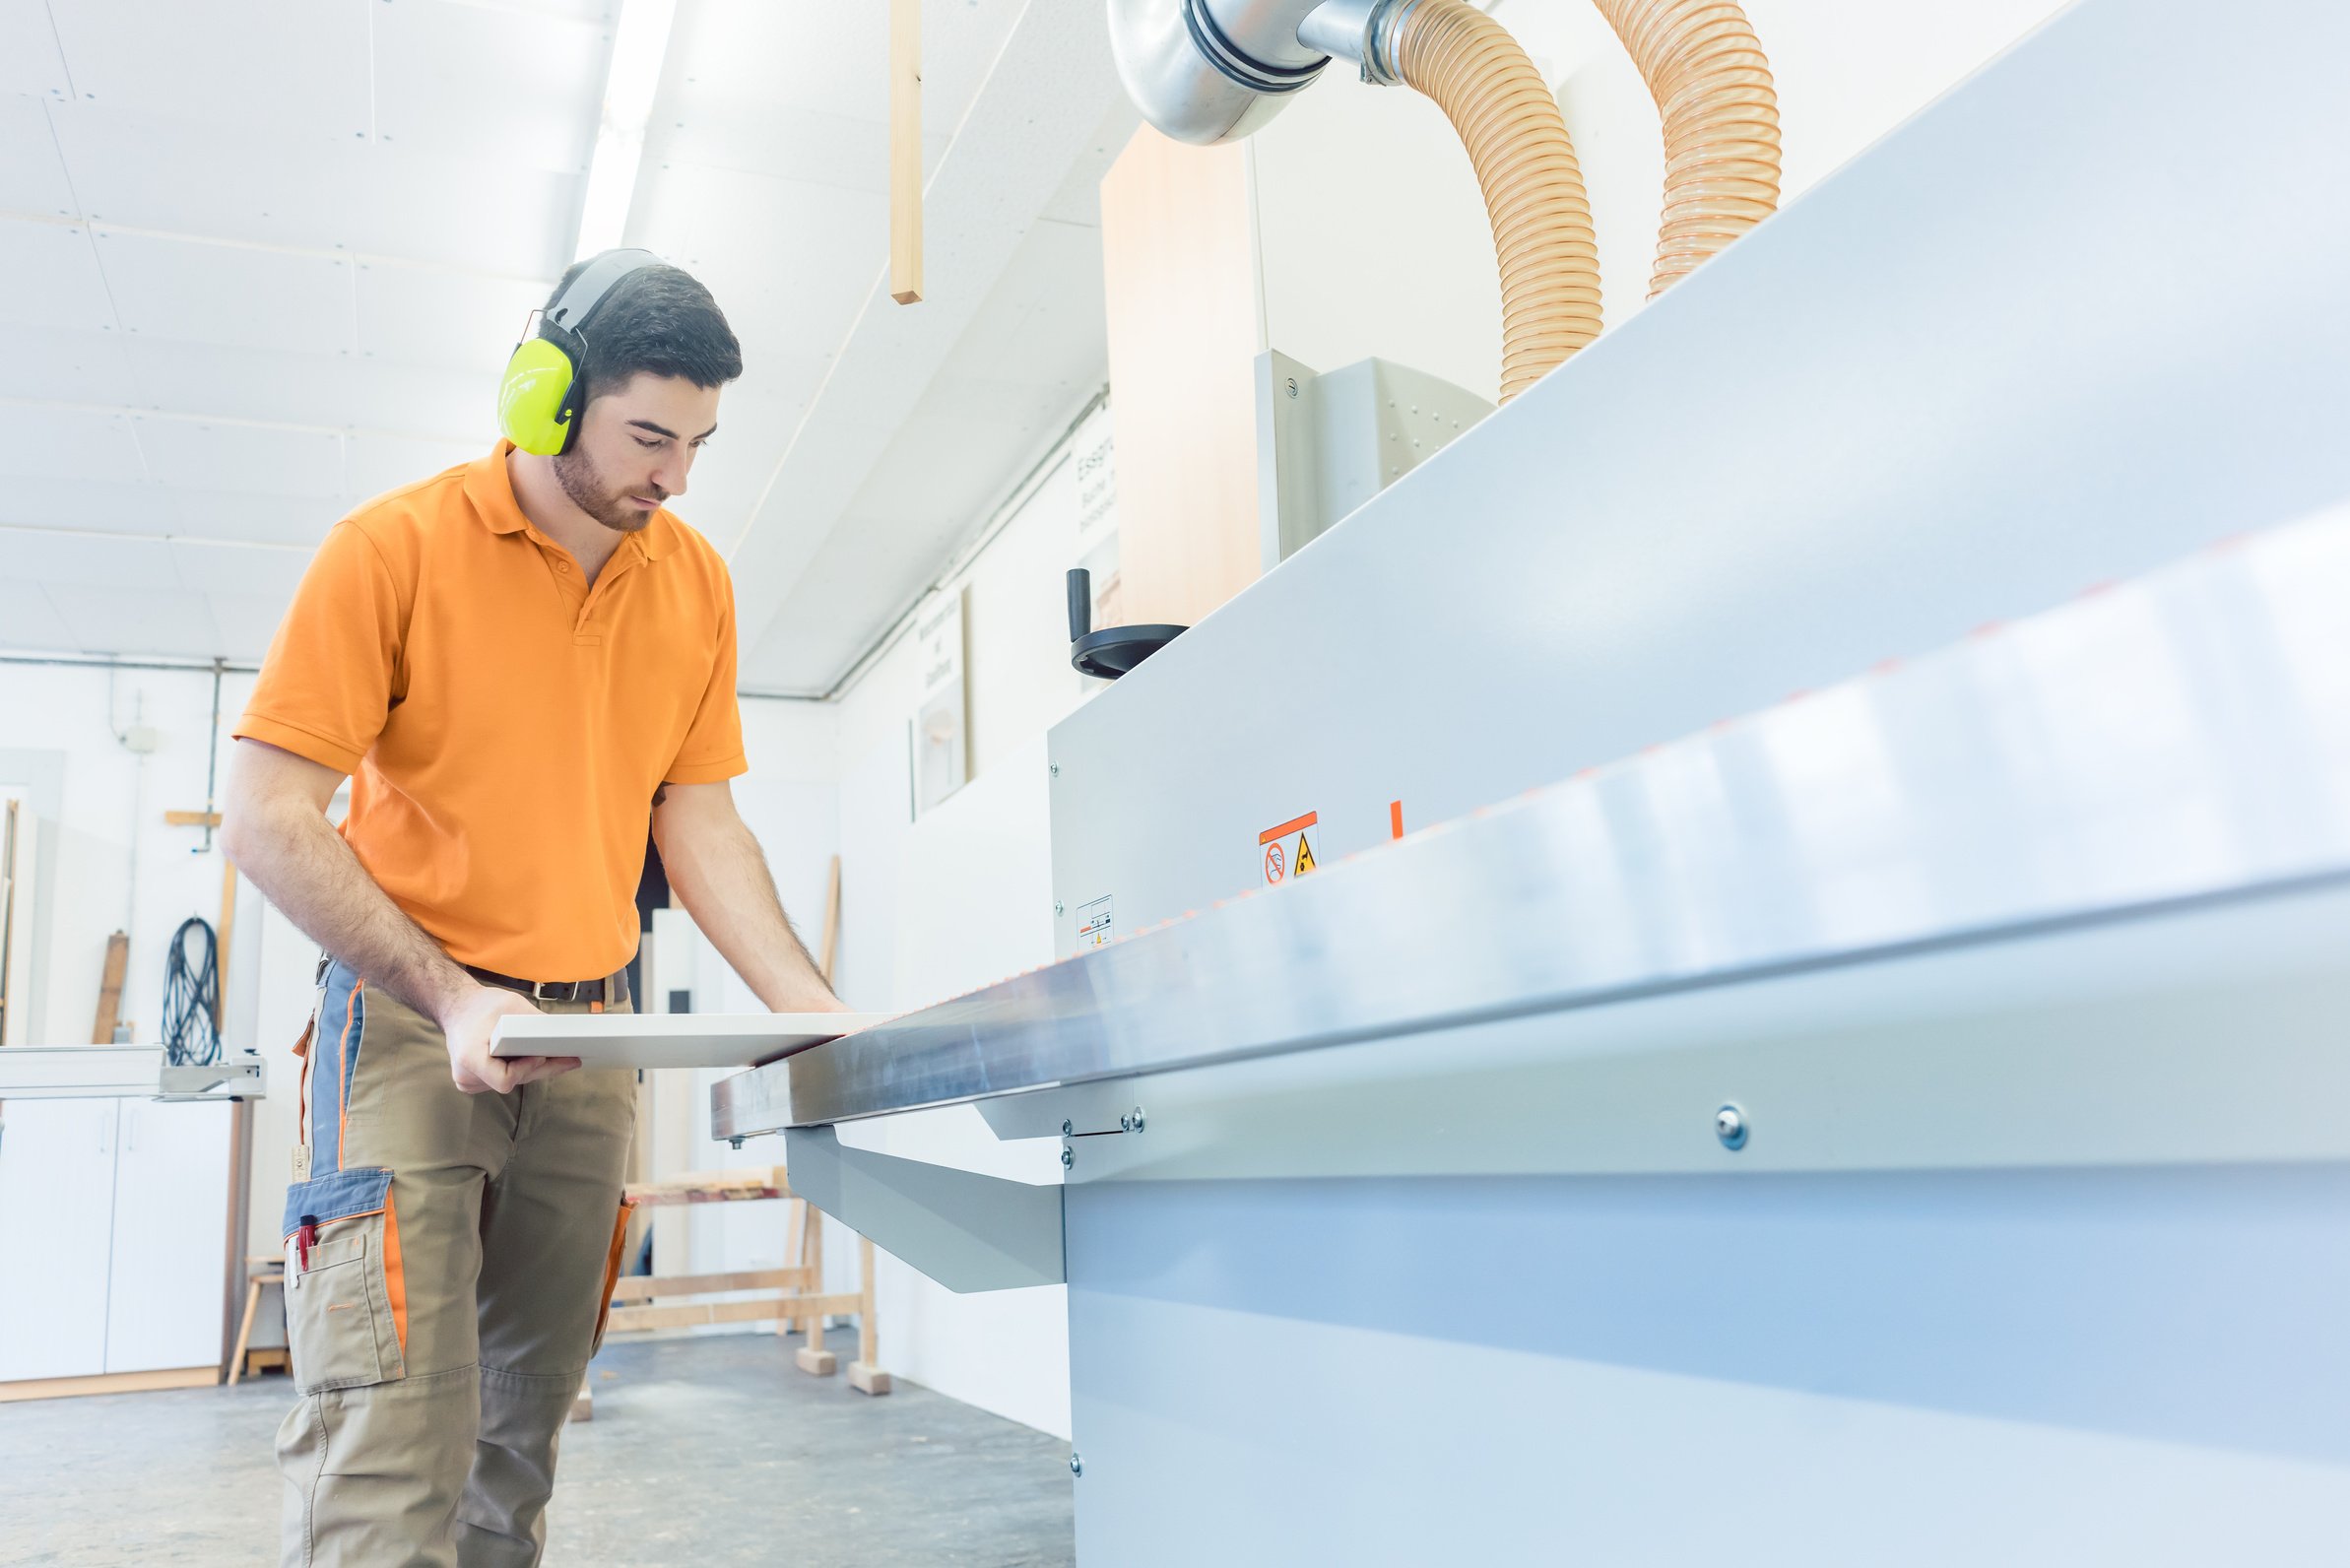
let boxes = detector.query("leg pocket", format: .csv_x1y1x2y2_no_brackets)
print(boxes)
284,1168,409,1393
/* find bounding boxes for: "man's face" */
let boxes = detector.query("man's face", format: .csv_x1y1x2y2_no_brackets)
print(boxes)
551,371,723,533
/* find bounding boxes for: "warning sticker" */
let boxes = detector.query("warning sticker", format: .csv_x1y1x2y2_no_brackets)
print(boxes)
1077,894,1115,948
1259,812,1319,885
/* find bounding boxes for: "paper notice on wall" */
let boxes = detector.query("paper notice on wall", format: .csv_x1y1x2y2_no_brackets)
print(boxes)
909,588,969,818
1077,894,1114,949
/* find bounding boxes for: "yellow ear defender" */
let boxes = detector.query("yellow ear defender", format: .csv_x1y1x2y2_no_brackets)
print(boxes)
495,248,661,456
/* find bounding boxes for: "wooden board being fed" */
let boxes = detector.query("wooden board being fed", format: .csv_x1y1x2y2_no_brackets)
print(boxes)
490,1012,890,1070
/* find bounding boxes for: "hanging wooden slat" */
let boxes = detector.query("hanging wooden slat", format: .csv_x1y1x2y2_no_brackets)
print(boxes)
890,0,923,304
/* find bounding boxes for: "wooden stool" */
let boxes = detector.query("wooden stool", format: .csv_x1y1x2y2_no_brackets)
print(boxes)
612,1165,890,1395
228,1254,286,1386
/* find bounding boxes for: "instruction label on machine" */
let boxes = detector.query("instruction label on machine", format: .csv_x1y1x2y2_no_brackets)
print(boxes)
1260,812,1319,885
1077,894,1115,948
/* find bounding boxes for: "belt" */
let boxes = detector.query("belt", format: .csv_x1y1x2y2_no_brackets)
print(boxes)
463,965,629,1008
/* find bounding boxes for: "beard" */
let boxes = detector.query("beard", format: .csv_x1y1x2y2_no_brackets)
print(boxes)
551,445,663,534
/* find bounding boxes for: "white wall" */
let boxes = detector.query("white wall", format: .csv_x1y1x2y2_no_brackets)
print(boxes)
810,425,1108,1440
0,663,261,1056
1251,0,2073,403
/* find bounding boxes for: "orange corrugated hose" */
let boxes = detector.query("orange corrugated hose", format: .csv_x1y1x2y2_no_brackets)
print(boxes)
1392,0,1601,402
1592,0,1781,296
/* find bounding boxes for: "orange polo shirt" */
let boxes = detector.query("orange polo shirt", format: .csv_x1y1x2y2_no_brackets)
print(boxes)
234,443,746,980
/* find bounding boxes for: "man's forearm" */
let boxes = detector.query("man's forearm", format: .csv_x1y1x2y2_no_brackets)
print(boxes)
655,802,840,1013
230,795,475,1022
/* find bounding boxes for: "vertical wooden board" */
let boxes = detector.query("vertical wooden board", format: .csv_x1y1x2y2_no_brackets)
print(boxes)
91,931,129,1044
1099,127,1264,629
890,0,923,304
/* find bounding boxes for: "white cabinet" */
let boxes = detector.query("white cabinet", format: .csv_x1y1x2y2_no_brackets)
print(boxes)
0,1099,116,1381
0,1096,228,1384
104,1099,229,1373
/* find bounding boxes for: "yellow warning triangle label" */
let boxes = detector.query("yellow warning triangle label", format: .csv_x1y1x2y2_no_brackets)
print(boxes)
1292,833,1317,876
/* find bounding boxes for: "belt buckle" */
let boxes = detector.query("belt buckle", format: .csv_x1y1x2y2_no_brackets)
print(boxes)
530,979,574,1004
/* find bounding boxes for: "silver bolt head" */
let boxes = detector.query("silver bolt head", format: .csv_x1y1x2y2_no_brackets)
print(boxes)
1070,1452,1083,1476
1715,1104,1747,1149
1284,377,1299,398
1061,1146,1075,1168
1127,1107,1145,1134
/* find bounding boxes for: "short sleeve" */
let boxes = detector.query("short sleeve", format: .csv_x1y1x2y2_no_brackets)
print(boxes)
666,578,748,785
232,521,405,775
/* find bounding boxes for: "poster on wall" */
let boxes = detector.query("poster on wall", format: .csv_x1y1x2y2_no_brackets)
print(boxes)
1071,403,1120,635
909,587,969,818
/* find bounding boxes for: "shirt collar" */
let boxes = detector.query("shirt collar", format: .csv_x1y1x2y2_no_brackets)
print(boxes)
465,440,681,561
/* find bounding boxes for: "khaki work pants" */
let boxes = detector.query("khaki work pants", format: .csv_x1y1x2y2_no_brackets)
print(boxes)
277,958,635,1568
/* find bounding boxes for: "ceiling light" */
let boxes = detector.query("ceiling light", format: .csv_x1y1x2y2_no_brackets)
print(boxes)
574,0,679,259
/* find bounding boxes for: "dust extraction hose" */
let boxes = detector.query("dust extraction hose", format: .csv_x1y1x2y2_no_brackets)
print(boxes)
1592,0,1780,296
1391,0,1600,403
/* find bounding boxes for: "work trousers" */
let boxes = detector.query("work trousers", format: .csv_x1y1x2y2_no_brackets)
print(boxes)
276,959,635,1568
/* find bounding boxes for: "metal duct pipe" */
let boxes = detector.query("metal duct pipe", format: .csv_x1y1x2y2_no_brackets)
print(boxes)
1106,0,1334,145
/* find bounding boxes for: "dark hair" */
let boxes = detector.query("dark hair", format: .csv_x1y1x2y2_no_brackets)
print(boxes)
546,259,743,402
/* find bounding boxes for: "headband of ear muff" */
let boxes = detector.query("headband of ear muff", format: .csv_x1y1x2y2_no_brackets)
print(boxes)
495,248,661,457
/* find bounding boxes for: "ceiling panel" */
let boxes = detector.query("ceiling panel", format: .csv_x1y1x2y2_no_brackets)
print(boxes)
0,579,74,650
205,590,294,661
96,230,354,354
0,526,181,590
133,419,346,499
0,95,76,215
45,583,218,654
0,325,136,404
371,0,607,173
0,0,72,99
343,149,579,278
0,476,167,535
46,0,371,142
122,338,488,438
0,406,145,483
167,538,312,598
356,261,552,373
0,222,115,330
642,101,953,198
50,101,342,249
345,433,482,499
168,489,355,547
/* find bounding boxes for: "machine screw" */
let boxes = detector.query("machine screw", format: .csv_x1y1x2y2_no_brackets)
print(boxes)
1070,1452,1083,1477
729,1136,745,1150
1715,1104,1748,1151
1061,1146,1075,1168
1054,901,1065,917
1049,763,1061,777
1062,1120,1074,1137
1284,376,1299,399
1120,1107,1145,1135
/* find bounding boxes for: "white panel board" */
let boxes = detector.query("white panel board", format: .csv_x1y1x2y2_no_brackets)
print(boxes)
207,591,295,661
49,102,341,248
343,434,483,500
355,262,550,373
95,230,354,355
0,527,179,590
0,325,135,404
46,0,371,142
0,96,75,215
344,148,577,279
44,584,217,655
167,539,311,598
0,580,73,649
370,0,605,173
0,406,144,484
0,0,71,99
102,1099,229,1373
168,489,350,547
0,1100,116,1382
0,476,168,535
490,1012,891,1070
134,419,345,499
0,223,115,330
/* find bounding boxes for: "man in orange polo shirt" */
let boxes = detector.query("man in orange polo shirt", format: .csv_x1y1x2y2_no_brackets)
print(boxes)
222,255,846,1568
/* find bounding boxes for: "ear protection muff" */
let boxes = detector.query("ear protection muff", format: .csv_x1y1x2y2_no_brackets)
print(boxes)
496,248,661,456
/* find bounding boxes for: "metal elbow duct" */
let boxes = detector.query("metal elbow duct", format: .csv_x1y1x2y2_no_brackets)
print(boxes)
1108,0,1333,145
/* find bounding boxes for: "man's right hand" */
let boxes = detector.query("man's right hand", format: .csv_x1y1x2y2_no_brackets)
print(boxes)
438,984,581,1095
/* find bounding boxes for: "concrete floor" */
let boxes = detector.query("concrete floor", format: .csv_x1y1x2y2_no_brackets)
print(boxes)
0,1334,1076,1566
